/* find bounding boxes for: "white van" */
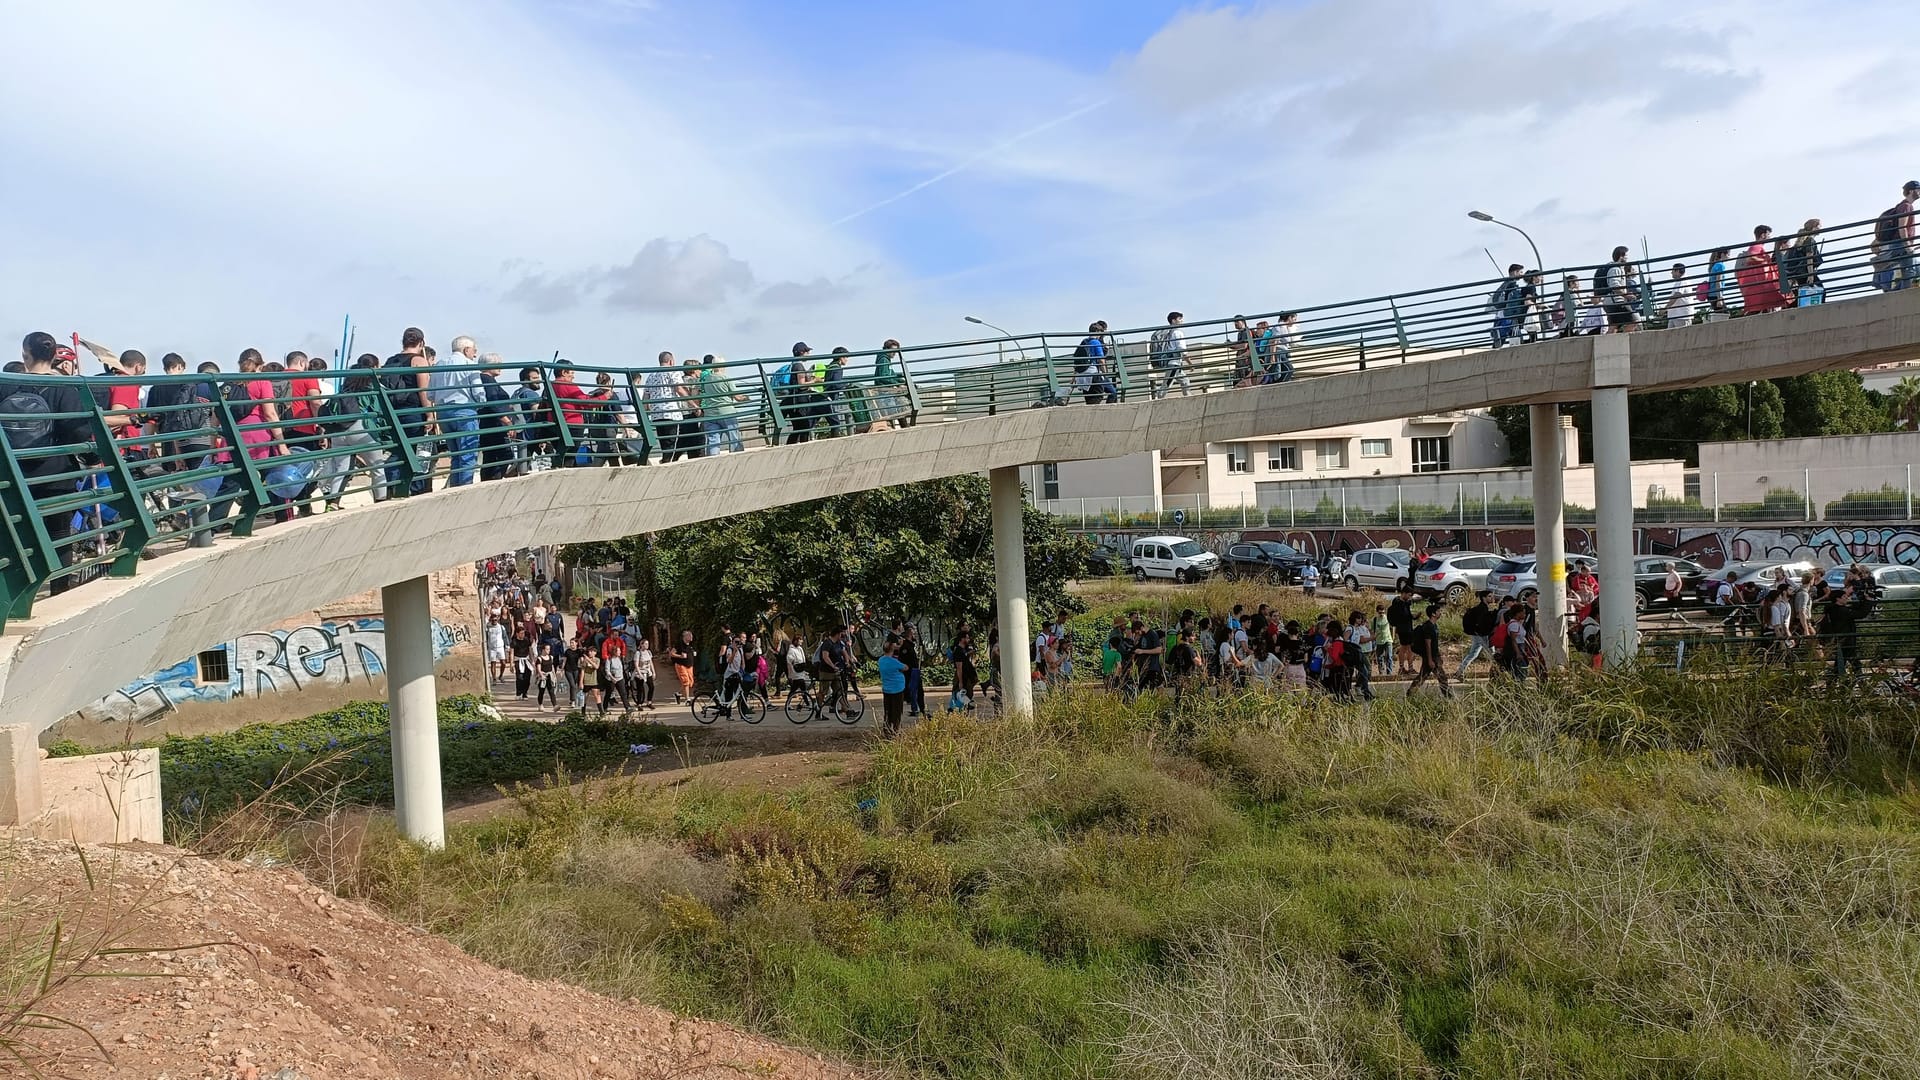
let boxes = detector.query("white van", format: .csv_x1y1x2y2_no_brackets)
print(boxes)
1129,535,1219,584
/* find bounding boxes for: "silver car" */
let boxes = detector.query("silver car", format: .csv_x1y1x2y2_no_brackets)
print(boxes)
1487,554,1598,602
1411,551,1504,604
1343,547,1414,592
1824,563,1920,601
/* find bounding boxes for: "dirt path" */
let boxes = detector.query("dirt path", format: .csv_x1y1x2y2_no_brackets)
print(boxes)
4,839,865,1079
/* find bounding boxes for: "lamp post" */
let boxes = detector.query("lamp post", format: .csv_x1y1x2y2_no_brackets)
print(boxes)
964,315,1029,362
1467,210,1545,272
1747,380,1757,439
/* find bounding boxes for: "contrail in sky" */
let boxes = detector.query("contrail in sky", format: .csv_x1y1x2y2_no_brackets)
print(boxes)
827,98,1112,229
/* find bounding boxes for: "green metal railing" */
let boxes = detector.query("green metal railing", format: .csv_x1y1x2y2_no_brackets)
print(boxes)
0,214,1911,629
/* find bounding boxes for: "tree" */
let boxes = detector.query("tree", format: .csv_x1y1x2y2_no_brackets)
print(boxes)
561,477,1087,642
1882,375,1920,430
1495,371,1880,467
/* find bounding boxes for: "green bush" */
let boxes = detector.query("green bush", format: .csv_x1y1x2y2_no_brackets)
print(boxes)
256,671,1920,1080
1825,484,1909,521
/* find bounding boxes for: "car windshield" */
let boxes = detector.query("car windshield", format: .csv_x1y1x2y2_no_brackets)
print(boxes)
1170,541,1206,558
1258,541,1298,557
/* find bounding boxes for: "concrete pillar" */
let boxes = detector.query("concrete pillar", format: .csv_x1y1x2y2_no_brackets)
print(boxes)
0,724,43,827
1592,337,1637,667
383,575,444,848
1528,404,1569,669
990,466,1035,718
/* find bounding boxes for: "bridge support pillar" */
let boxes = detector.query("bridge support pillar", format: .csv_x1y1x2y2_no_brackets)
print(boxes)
990,466,1034,718
1529,405,1569,669
1592,337,1637,668
383,575,444,849
1,723,43,827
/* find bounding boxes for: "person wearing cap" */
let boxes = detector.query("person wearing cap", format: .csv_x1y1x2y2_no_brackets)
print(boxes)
1874,181,1919,291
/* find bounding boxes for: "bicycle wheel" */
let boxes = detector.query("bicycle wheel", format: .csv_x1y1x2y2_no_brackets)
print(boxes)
836,686,868,725
740,689,767,724
691,693,720,725
784,687,815,724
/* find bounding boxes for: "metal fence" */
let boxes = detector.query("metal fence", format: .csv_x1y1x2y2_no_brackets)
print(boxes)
1036,464,1920,531
1,214,1911,630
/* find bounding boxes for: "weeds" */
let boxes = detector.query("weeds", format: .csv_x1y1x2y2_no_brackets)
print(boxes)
249,665,1920,1079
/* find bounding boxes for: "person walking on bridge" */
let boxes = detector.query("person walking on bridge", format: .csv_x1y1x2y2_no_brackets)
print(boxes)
1149,312,1190,398
1875,181,1918,291
1737,225,1786,314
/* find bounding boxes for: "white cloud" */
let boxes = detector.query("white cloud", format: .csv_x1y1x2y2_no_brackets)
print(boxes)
598,236,756,314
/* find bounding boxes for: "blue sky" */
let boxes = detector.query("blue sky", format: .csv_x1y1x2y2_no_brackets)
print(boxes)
3,0,1916,367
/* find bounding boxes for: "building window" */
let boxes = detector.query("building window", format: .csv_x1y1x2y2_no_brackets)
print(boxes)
1040,463,1060,500
1266,442,1298,471
1360,438,1392,458
1316,439,1348,470
196,648,231,685
1412,436,1453,473
1226,444,1251,474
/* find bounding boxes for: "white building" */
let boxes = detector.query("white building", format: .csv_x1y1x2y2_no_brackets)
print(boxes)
1022,410,1512,513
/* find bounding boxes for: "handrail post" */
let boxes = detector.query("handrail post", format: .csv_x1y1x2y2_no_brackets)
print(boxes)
89,403,156,577
373,383,422,496
763,361,793,443
1043,351,1062,400
212,387,269,536
0,429,56,625
633,374,660,463
897,352,923,425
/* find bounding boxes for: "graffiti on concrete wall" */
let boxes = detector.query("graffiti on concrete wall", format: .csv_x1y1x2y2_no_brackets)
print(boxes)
76,618,473,727
1081,523,1920,570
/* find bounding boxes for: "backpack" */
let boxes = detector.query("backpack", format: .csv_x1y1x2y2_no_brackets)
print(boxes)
317,393,359,436
1149,328,1176,367
1877,205,1905,244
0,386,53,449
773,362,798,388
1325,639,1345,668
157,383,215,439
1491,620,1510,650
1489,278,1518,312
1592,265,1612,294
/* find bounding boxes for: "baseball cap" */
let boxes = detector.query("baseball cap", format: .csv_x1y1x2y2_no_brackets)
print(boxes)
1906,180,1920,191
791,342,811,356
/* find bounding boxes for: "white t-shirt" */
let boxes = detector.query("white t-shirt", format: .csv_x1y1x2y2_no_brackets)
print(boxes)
1249,654,1281,685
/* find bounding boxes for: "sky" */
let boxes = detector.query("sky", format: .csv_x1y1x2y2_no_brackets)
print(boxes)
2,0,1915,369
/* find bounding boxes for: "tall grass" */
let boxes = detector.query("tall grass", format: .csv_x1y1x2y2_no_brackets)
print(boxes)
261,666,1920,1079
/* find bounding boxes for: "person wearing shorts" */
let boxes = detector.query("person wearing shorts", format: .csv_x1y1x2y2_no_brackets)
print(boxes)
669,628,698,703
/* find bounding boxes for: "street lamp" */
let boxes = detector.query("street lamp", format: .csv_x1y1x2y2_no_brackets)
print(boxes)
1747,380,1758,439
963,315,1030,361
1467,210,1545,273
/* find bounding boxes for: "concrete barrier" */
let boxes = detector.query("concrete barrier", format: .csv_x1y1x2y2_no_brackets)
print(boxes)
34,747,163,844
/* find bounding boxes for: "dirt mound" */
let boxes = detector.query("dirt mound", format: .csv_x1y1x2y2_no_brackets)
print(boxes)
6,838,863,1080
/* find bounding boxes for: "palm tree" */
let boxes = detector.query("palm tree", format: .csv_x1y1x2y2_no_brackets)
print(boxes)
1887,375,1920,431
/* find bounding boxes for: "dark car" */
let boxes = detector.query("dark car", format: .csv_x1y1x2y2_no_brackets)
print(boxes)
1082,542,1125,578
1632,556,1709,612
1223,540,1313,584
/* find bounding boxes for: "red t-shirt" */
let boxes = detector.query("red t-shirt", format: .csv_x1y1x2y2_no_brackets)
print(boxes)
109,383,147,450
551,380,590,426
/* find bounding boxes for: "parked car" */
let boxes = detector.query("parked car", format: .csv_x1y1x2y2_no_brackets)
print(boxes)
1222,540,1313,583
1411,551,1504,603
1082,542,1125,578
1695,560,1822,603
1487,553,1599,603
1824,563,1920,601
1130,535,1220,583
1632,556,1711,611
1343,548,1414,592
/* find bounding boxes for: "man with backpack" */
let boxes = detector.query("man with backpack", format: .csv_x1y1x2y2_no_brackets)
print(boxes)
1875,181,1919,292
1148,312,1190,399
1074,322,1117,405
1489,264,1527,348
1597,247,1640,333
5,332,96,593
382,328,433,494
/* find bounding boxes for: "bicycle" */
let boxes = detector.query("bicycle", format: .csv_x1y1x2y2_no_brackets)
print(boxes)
783,671,867,725
692,676,769,725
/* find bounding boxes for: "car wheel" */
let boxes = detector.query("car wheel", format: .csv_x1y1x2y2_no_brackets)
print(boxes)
1634,590,1649,613
1265,569,1283,586
1344,576,1360,591
1174,568,1188,584
1519,587,1537,603
1444,582,1469,604
1133,567,1147,583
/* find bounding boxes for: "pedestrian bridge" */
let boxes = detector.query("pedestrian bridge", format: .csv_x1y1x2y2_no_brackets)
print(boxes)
4,267,1916,840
